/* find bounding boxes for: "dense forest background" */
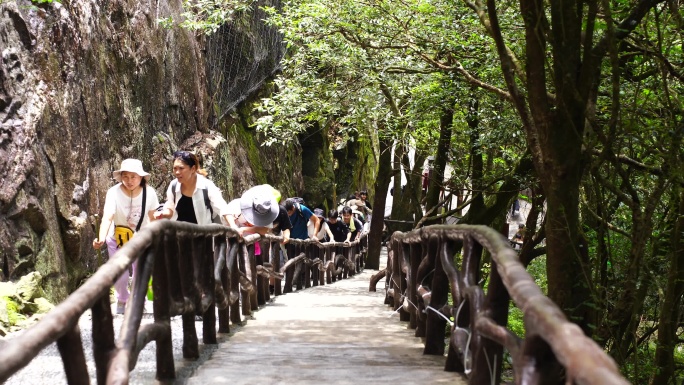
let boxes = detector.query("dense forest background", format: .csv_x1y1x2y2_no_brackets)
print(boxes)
246,0,684,383
1,0,683,382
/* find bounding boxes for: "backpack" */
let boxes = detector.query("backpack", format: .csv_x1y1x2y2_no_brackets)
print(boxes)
171,180,214,218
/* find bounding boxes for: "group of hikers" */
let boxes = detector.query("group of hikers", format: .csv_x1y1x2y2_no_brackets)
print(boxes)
92,152,371,314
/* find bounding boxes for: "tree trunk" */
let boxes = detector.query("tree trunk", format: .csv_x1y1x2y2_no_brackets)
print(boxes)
467,95,485,215
542,163,593,333
650,188,684,385
423,105,453,225
517,0,592,333
366,137,393,269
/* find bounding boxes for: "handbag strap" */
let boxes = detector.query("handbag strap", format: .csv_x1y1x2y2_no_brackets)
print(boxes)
135,186,147,232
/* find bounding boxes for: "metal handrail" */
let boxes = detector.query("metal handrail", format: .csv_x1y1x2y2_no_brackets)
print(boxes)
371,224,629,385
0,220,368,384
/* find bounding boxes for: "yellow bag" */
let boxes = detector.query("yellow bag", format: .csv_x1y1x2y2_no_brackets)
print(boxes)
114,225,134,248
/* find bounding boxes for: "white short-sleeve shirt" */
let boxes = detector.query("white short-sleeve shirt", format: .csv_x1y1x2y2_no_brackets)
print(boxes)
103,184,160,231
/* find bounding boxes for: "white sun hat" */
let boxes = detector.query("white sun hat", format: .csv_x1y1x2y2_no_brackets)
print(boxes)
112,158,150,182
239,184,280,227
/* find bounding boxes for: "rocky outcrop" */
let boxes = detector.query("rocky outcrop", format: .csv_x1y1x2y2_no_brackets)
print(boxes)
0,0,299,301
0,271,54,335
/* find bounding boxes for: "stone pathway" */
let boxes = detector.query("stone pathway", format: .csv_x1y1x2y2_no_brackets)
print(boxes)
183,250,465,385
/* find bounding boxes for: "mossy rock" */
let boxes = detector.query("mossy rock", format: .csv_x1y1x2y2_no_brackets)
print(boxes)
16,271,43,302
29,297,54,314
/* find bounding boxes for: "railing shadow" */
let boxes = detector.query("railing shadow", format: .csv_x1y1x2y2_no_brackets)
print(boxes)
0,220,368,384
370,224,630,385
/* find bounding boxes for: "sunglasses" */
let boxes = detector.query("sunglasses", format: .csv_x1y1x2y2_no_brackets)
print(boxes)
173,151,197,166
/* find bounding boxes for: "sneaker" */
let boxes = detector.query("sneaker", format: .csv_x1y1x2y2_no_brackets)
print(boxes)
116,301,126,315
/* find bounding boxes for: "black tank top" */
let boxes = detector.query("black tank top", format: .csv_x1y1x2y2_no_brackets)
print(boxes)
176,195,197,224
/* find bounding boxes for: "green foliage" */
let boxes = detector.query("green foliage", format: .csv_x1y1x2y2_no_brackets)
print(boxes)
507,305,525,338
2,296,24,326
158,0,254,35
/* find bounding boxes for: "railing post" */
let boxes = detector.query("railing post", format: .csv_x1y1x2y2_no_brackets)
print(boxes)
342,245,350,279
56,324,89,385
304,242,313,288
240,243,252,316
325,246,334,284
442,236,468,373
91,289,115,384
424,234,449,355
202,235,217,345
248,243,259,312
271,241,283,296
177,233,199,359
164,231,184,312
216,237,231,333
310,243,319,287
317,244,325,286
407,241,420,331
332,245,342,282
228,239,243,326
414,234,430,339
154,230,176,380
295,242,304,290
360,234,368,270
390,237,409,322
256,244,267,305
284,243,295,293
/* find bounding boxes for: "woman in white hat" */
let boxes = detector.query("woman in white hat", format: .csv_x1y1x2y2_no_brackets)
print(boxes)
93,158,160,314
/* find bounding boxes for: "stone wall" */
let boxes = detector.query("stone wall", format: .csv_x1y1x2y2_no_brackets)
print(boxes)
0,0,299,301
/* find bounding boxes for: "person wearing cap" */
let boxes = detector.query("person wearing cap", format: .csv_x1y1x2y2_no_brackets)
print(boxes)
225,185,280,261
154,151,231,225
93,158,160,314
261,185,292,292
308,208,334,242
262,185,291,246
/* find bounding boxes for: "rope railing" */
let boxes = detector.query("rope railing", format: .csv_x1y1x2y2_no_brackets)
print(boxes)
370,224,630,385
0,220,368,384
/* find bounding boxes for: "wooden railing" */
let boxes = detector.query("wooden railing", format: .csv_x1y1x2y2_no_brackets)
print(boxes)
0,220,367,384
370,224,630,385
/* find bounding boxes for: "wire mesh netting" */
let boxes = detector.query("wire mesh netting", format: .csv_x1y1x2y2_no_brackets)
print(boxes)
206,0,284,123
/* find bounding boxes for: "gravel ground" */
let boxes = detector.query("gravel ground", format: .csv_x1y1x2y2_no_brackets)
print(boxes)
4,302,244,384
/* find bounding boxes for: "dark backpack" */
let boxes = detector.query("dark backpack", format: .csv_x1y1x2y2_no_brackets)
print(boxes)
171,180,214,218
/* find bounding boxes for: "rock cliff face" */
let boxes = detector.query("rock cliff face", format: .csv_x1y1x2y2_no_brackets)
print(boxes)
0,0,300,301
